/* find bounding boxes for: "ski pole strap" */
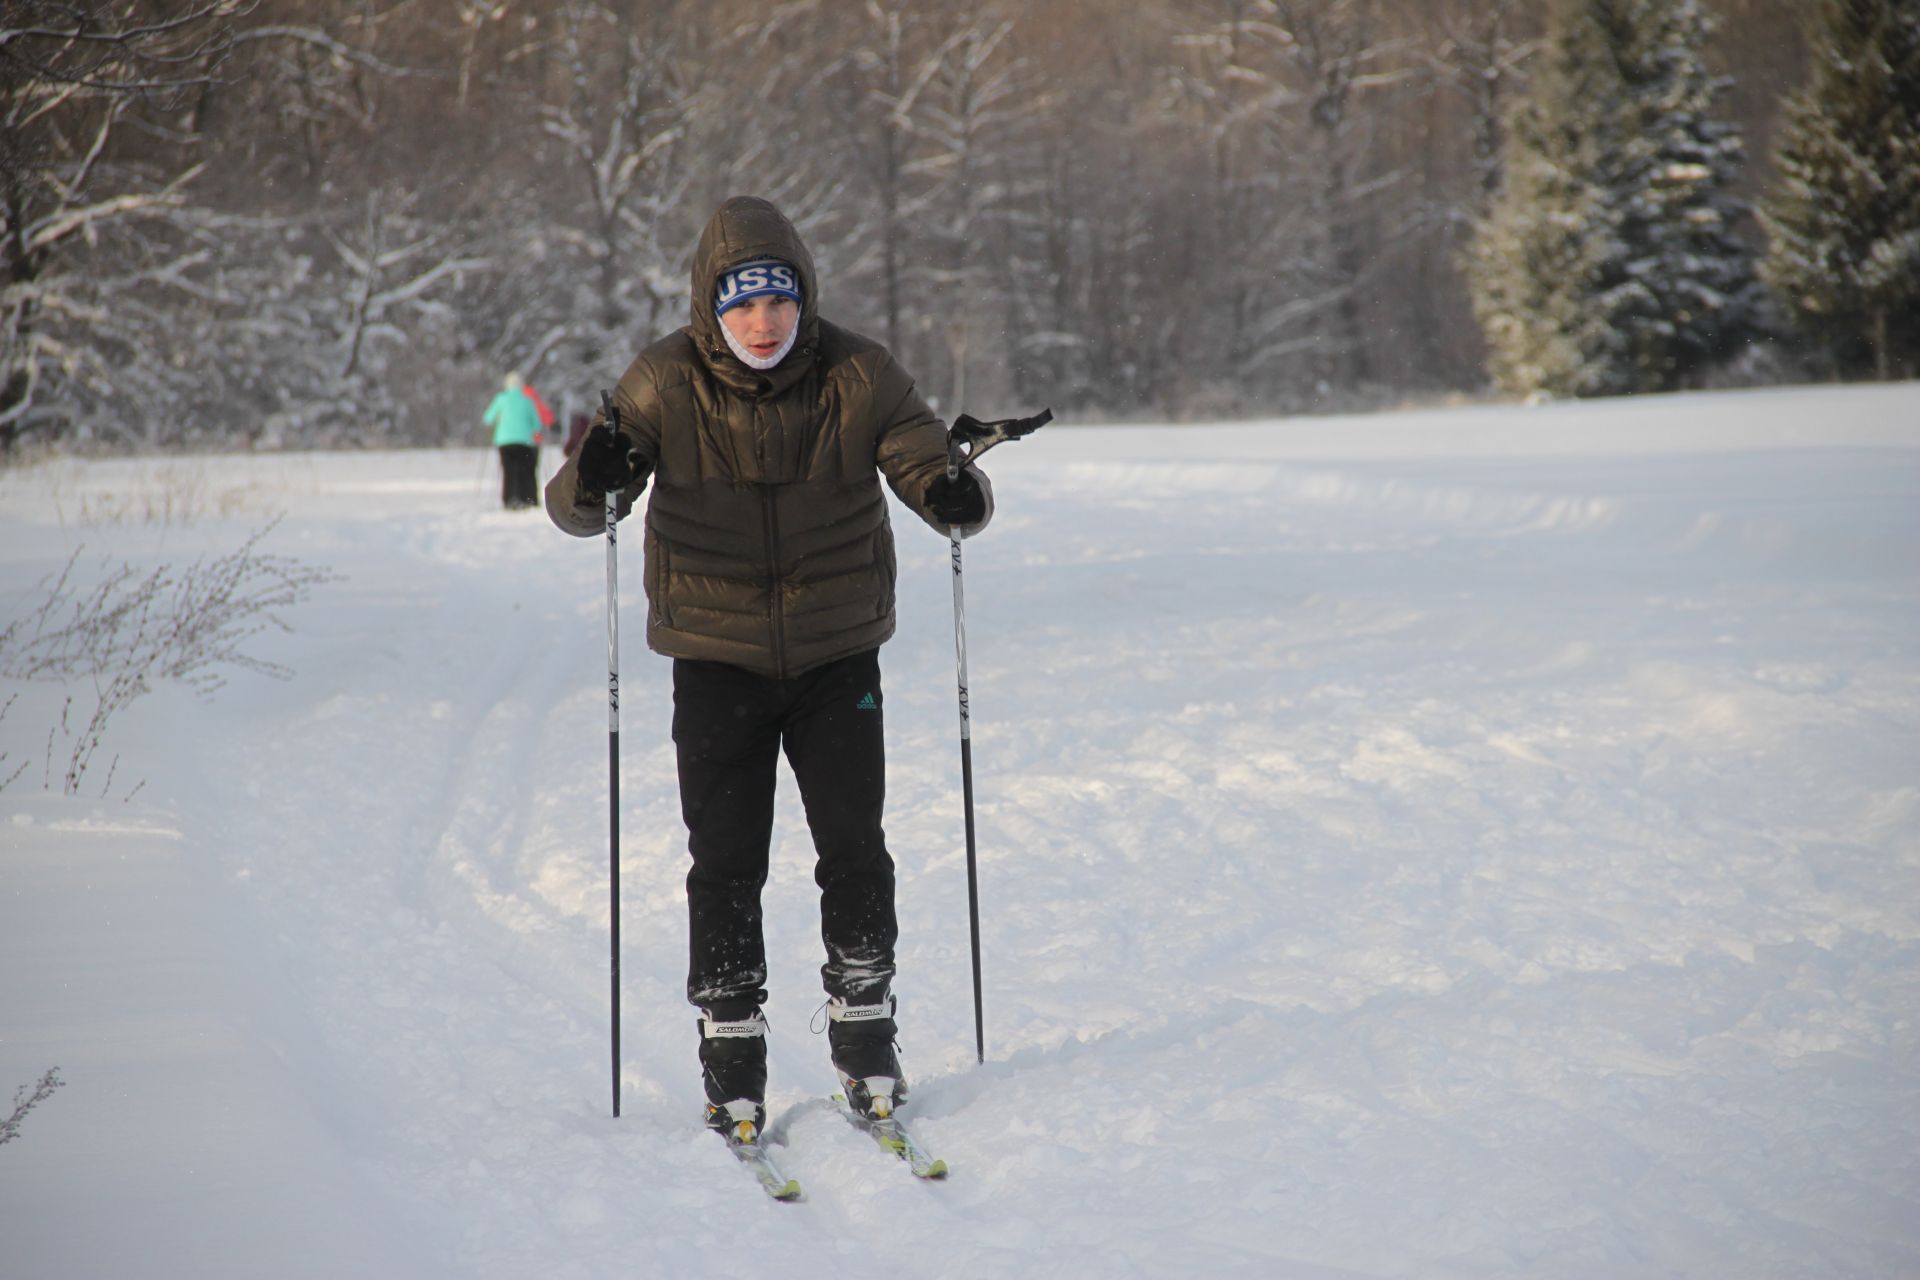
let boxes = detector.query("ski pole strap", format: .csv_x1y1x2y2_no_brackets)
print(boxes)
947,407,1053,473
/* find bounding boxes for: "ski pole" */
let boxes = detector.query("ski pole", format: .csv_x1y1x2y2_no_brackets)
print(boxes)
944,408,1051,1066
946,486,983,1066
602,391,623,1119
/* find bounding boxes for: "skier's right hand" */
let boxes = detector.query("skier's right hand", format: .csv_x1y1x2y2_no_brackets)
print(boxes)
926,470,987,525
577,422,642,492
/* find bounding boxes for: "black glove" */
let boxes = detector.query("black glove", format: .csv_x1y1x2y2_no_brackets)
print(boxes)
926,470,986,525
577,422,641,492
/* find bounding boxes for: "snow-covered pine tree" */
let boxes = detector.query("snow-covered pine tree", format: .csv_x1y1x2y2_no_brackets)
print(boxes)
1468,1,1621,398
1469,0,1761,398
1758,0,1920,381
1599,0,1766,392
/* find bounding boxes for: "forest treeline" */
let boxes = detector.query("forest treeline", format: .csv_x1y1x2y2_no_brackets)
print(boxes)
2,0,1913,452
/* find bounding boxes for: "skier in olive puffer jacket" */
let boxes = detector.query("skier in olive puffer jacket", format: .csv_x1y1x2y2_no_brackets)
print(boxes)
545,195,993,1142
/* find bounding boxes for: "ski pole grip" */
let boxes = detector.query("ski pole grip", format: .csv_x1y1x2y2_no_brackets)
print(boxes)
947,413,983,480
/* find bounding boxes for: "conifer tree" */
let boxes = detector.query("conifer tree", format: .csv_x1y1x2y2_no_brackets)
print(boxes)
1469,0,1762,397
1600,0,1767,391
1759,0,1920,380
1467,9,1619,398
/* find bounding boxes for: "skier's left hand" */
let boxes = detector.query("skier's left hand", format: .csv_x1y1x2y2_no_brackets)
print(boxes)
926,471,986,525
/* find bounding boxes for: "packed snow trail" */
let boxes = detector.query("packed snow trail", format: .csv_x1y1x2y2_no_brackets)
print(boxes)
2,385,1917,1278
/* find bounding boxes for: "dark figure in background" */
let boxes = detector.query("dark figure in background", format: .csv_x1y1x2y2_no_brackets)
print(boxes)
562,411,590,457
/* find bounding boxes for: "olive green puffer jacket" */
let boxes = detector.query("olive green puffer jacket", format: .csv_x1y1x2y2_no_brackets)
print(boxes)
545,195,992,679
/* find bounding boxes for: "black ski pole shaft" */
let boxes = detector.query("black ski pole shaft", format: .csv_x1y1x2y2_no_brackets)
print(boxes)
939,407,1049,1068
603,394,623,1118
608,488,622,1116
947,446,987,1066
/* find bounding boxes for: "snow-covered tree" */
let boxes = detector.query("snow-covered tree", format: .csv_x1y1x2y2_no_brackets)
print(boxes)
1469,0,1762,398
1268,0,1415,393
0,2,235,452
1426,0,1539,209
1758,0,1920,380
829,0,959,358
1600,0,1766,391
0,2,445,451
287,192,484,444
910,9,1024,412
1162,0,1407,407
1467,2,1622,397
520,0,709,394
760,0,1029,411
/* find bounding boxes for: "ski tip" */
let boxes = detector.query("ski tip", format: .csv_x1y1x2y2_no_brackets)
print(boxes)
773,1178,804,1201
922,1159,950,1180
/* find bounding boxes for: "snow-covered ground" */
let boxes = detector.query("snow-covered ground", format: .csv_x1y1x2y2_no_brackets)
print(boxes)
2,383,1917,1279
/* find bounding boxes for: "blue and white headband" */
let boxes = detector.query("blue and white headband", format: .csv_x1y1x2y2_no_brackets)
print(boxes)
715,259,802,317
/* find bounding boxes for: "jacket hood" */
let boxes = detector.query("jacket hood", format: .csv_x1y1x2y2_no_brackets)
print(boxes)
689,196,820,388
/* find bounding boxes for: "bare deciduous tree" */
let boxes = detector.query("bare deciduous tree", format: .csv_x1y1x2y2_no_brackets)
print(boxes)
1,1,243,451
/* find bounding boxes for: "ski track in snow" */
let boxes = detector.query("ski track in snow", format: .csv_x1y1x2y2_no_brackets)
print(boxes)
3,385,1918,1278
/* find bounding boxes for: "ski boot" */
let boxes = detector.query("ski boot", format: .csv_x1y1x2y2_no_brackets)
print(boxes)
698,1004,768,1144
827,994,908,1120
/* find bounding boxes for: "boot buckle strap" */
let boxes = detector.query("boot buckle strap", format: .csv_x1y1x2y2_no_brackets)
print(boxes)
701,1016,767,1039
827,999,893,1024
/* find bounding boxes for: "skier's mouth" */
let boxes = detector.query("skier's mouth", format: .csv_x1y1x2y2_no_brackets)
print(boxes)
749,341,779,356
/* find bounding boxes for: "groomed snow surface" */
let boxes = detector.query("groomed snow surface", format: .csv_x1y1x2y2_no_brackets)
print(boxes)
2,383,1917,1279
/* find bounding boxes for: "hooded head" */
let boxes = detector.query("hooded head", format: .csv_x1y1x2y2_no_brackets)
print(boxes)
690,197,819,381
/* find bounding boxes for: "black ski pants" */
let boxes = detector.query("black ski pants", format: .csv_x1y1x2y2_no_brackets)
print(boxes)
673,648,897,1017
498,444,539,508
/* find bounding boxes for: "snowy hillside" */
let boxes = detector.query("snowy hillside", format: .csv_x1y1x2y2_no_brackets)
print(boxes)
2,384,1917,1279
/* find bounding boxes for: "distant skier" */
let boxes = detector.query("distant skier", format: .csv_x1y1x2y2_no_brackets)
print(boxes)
484,373,542,510
545,195,994,1145
521,378,558,436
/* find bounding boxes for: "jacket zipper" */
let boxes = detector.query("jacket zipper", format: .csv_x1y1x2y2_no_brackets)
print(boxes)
763,483,786,678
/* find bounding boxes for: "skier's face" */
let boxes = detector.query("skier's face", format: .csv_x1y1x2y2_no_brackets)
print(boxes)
720,294,799,360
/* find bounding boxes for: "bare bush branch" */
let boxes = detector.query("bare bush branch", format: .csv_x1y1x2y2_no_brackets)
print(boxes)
0,519,339,793
0,1068,65,1147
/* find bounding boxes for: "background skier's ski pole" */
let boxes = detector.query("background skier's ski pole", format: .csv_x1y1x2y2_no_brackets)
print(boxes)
602,391,622,1119
945,408,1051,1066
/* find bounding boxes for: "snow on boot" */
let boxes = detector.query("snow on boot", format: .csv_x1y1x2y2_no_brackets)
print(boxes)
827,995,907,1118
698,1006,767,1138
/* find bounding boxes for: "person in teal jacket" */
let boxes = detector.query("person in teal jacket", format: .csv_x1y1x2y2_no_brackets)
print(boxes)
484,373,543,509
